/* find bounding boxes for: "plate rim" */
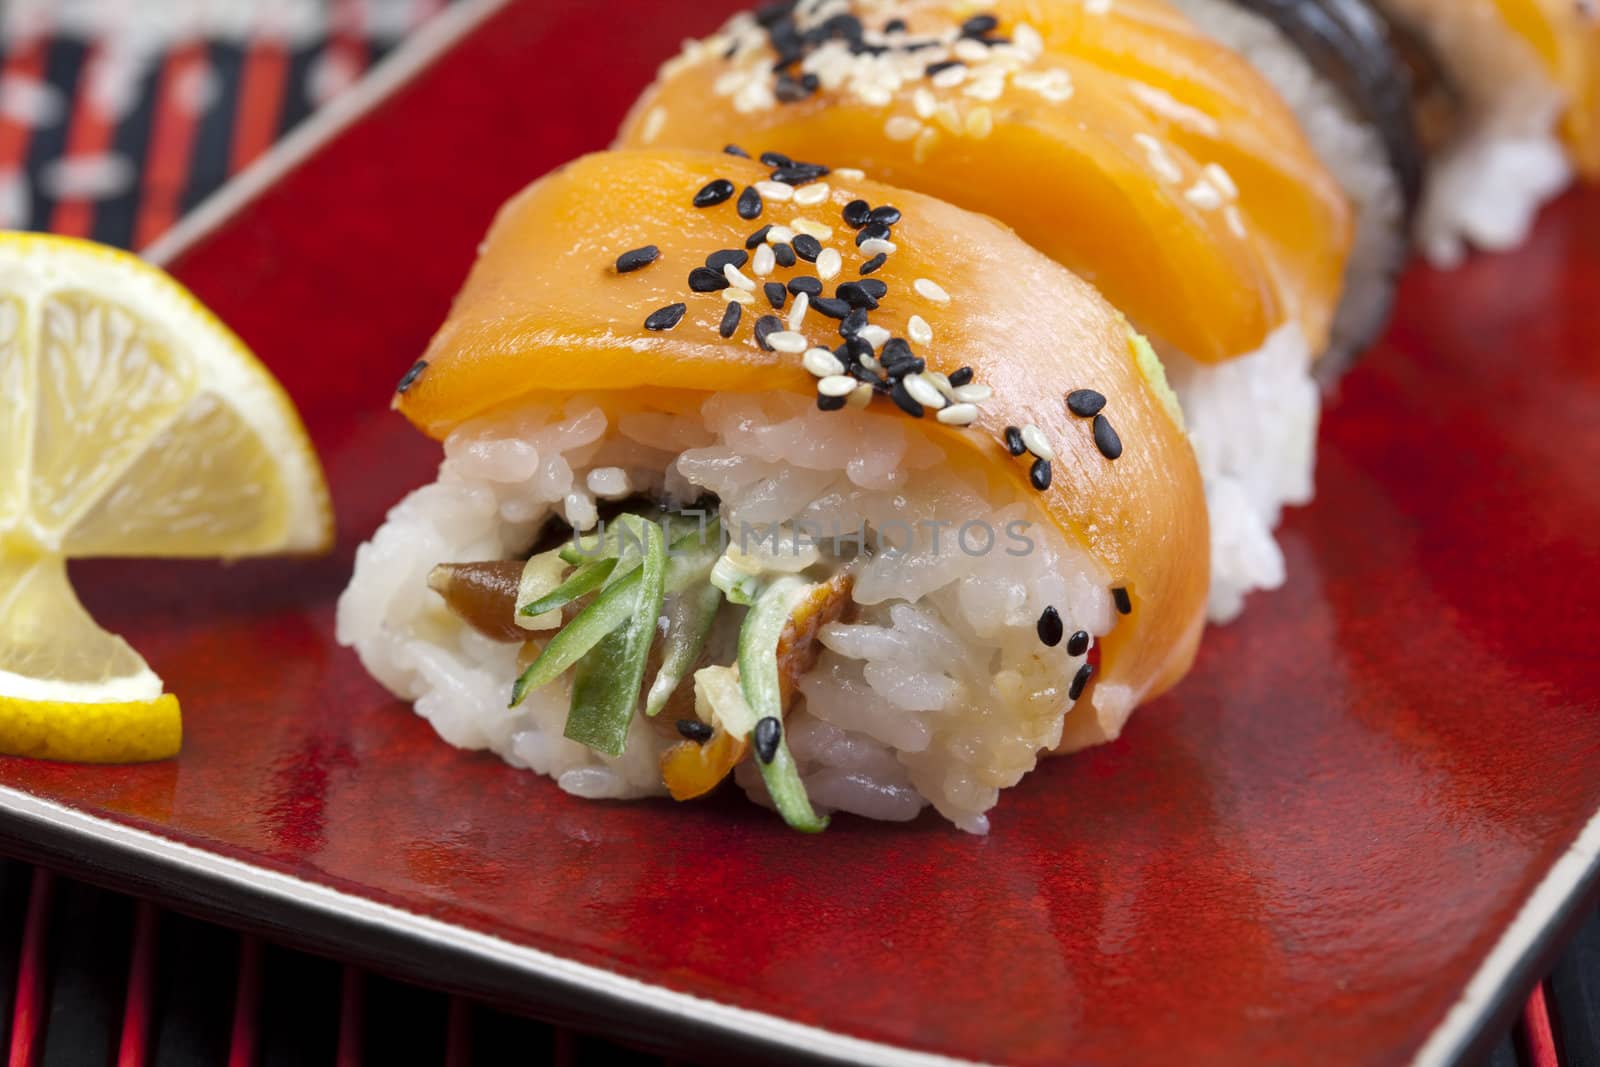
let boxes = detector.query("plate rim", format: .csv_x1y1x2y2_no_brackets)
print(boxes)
70,0,1600,1060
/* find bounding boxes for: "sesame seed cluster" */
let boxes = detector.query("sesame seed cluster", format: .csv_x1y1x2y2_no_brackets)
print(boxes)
652,0,1074,163
613,146,1133,497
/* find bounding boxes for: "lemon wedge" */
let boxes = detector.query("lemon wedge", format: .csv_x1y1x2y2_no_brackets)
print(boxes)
0,233,332,763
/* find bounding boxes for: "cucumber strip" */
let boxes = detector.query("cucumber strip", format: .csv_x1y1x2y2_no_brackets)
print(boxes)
710,554,761,606
516,548,571,630
738,576,829,833
509,526,721,707
563,520,664,755
559,507,706,565
644,584,722,717
519,557,616,617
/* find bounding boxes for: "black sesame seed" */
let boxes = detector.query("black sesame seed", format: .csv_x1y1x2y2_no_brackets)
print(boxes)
1003,425,1026,455
1093,413,1123,459
811,296,851,319
881,337,913,365
759,150,792,168
754,314,784,349
724,144,750,158
1069,662,1095,701
395,359,427,394
839,307,869,338
903,38,942,51
925,59,963,77
788,275,823,296
614,245,660,273
838,336,874,366
737,185,764,220
792,233,823,261
719,301,742,338
676,719,714,742
746,224,773,249
884,17,907,32
1064,631,1089,658
705,248,749,271
817,391,848,411
822,12,863,41
771,162,830,185
856,278,888,300
890,378,925,417
1113,586,1132,615
948,365,974,387
868,205,902,226
842,199,872,228
836,281,879,309
764,281,787,309
773,242,797,268
1037,606,1064,647
693,179,736,207
775,72,814,102
859,253,887,275
645,303,687,331
753,716,783,763
856,221,892,246
1067,388,1106,417
688,266,729,292
1030,457,1053,491
961,13,1000,37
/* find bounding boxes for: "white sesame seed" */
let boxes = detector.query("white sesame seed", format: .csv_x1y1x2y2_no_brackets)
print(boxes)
936,403,979,426
913,126,940,163
847,382,874,408
857,84,893,107
1203,163,1238,200
767,330,808,353
904,373,947,410
965,106,993,139
754,180,794,202
1225,205,1247,239
803,347,845,377
818,374,858,397
640,106,667,144
858,324,890,348
963,76,1005,102
787,291,810,330
861,354,882,373
953,38,989,63
793,182,830,206
908,314,933,344
934,102,963,134
724,263,757,291
1184,181,1223,210
766,225,796,244
927,371,957,400
884,115,922,141
816,247,842,280
859,237,896,256
1020,424,1054,461
952,383,993,403
751,243,776,276
791,217,833,241
1013,23,1043,56
931,64,966,89
724,288,756,305
1085,0,1112,13
914,277,951,304
834,167,866,181
913,88,938,118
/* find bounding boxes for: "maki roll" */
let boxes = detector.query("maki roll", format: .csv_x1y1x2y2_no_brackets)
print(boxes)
1361,0,1600,265
337,149,1209,833
616,0,1396,621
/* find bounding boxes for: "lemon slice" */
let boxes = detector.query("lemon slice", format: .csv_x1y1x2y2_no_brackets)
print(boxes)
0,233,333,762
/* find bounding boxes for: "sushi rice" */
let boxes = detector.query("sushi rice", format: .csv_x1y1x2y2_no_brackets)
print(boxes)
338,391,1117,834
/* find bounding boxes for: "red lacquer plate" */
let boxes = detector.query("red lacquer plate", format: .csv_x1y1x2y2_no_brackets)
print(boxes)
2,2,1598,1064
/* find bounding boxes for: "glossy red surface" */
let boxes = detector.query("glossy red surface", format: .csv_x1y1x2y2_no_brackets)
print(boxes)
2,1,1599,1063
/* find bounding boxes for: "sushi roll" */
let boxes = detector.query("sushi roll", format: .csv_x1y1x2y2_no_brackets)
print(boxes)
1360,0,1600,265
337,149,1209,833
616,0,1411,622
